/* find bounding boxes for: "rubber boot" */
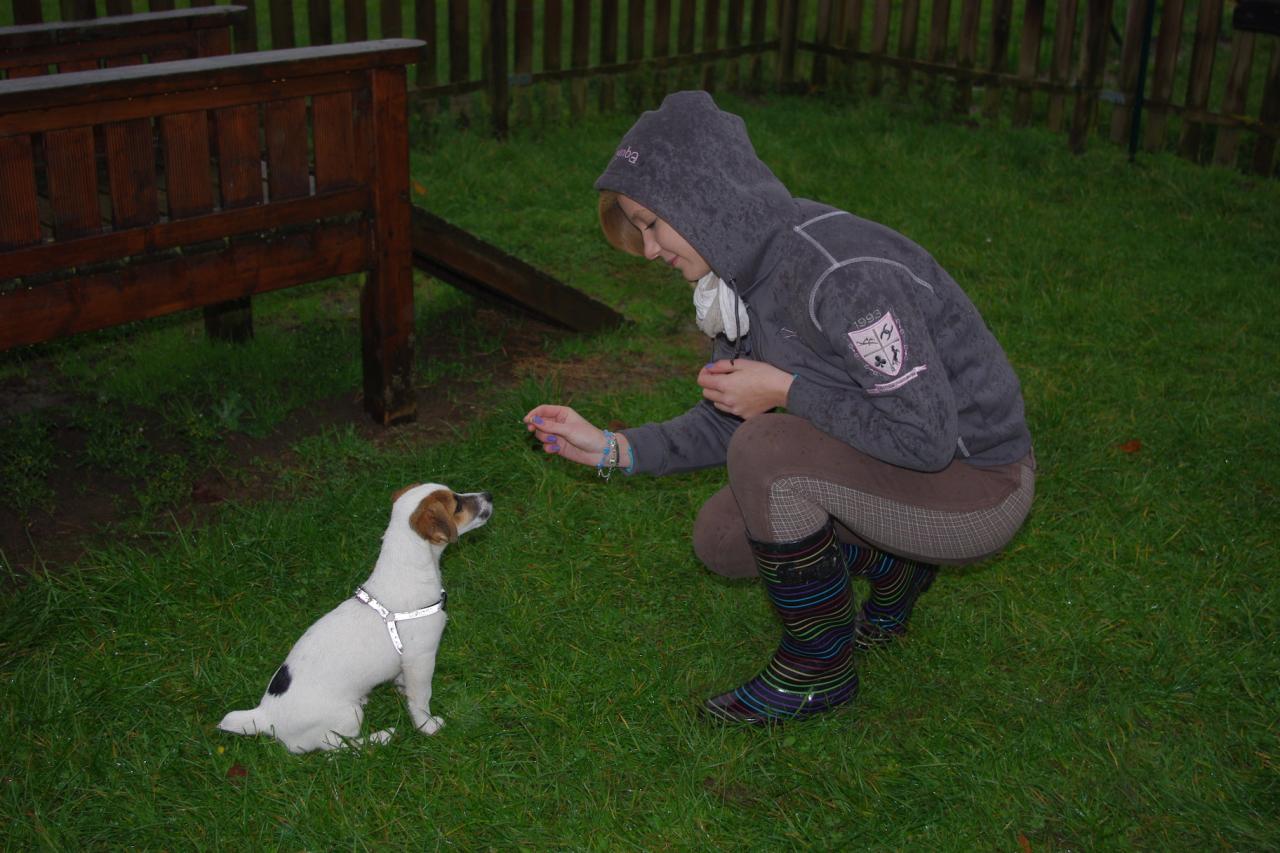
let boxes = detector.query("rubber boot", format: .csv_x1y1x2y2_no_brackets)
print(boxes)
844,544,937,650
703,522,858,725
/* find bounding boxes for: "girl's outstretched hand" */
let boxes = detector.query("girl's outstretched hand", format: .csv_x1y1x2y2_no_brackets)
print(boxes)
523,405,608,467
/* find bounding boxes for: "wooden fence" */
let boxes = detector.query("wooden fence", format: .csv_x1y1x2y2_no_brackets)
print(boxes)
5,1,1278,176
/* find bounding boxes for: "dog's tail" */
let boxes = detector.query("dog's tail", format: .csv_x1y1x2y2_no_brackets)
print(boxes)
218,707,269,736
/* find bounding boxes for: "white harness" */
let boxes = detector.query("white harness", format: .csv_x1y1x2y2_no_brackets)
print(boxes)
353,586,446,655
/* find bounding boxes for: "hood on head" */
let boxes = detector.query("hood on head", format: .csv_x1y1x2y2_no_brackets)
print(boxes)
593,90,795,289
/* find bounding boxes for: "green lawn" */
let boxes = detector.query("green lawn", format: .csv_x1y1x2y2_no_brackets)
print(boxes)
2,92,1278,849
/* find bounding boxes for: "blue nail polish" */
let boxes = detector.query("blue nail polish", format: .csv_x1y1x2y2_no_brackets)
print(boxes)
533,416,544,424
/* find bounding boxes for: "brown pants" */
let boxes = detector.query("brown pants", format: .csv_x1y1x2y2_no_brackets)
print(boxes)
692,414,1035,578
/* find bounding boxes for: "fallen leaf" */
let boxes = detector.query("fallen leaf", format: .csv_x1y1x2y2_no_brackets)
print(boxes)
1116,439,1143,454
412,180,428,197
1018,834,1032,853
226,763,248,781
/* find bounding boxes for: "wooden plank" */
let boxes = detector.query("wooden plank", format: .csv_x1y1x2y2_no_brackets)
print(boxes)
215,104,264,210
381,0,403,38
345,0,369,42
544,0,563,117
415,0,438,92
309,0,333,45
896,0,921,97
44,126,101,239
488,0,510,138
1046,0,1078,132
1143,0,1185,151
1069,0,1114,154
1109,0,1151,144
924,0,950,104
1178,0,1224,160
1013,0,1046,126
748,0,766,88
264,97,313,201
570,0,589,118
448,0,470,121
104,117,160,228
813,0,833,88
162,111,214,218
0,136,42,251
1211,31,1256,167
13,0,44,25
1252,40,1280,175
268,0,296,48
599,0,618,112
777,0,798,88
0,223,370,352
411,206,625,334
2,189,369,280
63,0,97,20
514,0,534,125
106,0,134,15
314,91,358,191
868,0,890,96
701,0,720,91
982,0,1013,118
725,0,743,89
954,0,981,114
365,64,416,425
626,0,647,103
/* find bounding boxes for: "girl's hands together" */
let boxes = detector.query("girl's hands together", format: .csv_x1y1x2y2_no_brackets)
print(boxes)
698,359,794,419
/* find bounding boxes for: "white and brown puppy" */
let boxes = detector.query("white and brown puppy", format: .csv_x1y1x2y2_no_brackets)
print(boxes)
218,483,492,753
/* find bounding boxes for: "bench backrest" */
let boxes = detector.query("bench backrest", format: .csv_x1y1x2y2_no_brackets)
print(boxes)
0,40,423,423
0,7,246,78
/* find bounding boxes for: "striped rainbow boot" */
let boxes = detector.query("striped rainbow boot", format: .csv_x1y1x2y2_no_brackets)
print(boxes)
702,521,858,725
843,544,937,650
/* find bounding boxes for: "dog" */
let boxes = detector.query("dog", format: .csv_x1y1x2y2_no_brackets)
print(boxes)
218,483,493,753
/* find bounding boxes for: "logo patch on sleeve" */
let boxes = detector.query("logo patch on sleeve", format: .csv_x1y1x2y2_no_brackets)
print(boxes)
848,310,905,377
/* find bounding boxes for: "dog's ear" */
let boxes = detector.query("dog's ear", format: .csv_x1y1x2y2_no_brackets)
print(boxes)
392,483,421,504
409,491,458,545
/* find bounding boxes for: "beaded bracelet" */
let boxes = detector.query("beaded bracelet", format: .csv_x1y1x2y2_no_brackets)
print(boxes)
597,430,619,480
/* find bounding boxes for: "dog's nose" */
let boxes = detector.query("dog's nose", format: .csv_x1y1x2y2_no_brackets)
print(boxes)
481,491,493,503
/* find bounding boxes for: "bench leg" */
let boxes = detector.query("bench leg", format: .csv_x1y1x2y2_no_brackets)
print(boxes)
360,270,416,425
203,297,254,343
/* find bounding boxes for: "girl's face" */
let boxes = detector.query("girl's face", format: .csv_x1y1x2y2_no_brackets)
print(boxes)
617,195,711,282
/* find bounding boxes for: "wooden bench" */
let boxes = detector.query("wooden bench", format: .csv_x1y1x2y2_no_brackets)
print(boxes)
0,39,424,425
0,6,246,79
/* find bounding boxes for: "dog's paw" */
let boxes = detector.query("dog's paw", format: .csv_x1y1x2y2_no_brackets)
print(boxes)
417,715,444,736
366,727,396,746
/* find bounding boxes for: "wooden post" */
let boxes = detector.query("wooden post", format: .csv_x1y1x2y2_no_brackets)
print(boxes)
748,0,767,90
1069,0,1114,154
309,0,333,45
954,0,981,116
448,0,471,124
778,0,799,90
654,0,673,93
345,0,368,41
487,0,510,139
924,0,950,105
1109,0,1150,144
868,0,890,97
268,0,295,48
1046,0,1078,132
725,0,744,89
415,0,438,122
1178,0,1225,161
381,0,403,37
514,0,534,125
1211,31,1257,167
982,0,1014,119
813,0,834,88
627,0,646,106
570,0,590,119
700,0,721,91
1252,40,1280,175
599,0,618,112
544,0,564,120
896,0,921,98
1143,0,1185,151
1013,0,1046,126
365,64,417,425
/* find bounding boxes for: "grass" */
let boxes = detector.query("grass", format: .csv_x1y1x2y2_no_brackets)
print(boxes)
3,92,1279,849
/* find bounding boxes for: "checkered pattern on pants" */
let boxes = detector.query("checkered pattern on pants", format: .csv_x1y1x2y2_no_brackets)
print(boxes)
767,463,1035,562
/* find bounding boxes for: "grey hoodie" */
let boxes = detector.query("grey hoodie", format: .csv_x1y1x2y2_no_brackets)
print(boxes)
595,91,1031,475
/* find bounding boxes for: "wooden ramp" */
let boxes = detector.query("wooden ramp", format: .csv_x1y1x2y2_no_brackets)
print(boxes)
410,206,624,334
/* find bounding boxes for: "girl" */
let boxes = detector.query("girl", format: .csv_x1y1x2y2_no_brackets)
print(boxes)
524,91,1034,725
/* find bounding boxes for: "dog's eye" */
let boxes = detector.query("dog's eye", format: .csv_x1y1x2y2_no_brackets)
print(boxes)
453,496,461,514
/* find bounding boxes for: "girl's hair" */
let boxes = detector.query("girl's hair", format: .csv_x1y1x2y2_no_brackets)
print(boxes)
598,191,644,256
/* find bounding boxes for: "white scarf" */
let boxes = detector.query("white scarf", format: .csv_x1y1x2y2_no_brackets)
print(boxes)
692,272,750,340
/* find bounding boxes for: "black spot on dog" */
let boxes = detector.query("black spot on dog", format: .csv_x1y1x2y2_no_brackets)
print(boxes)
267,664,292,696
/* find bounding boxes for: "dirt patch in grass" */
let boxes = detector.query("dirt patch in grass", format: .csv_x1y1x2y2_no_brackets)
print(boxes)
1,305,698,583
